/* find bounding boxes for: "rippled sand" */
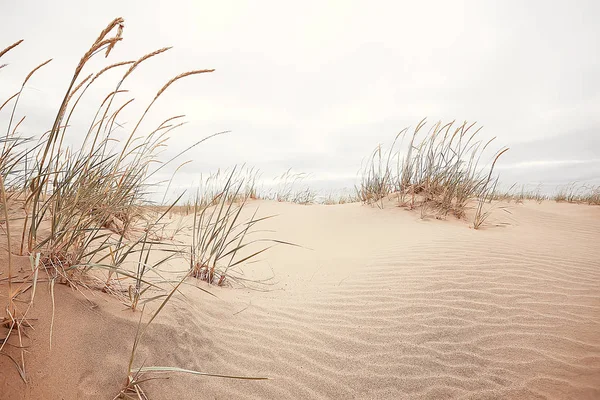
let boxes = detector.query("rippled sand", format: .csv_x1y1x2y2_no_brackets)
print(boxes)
2,200,599,399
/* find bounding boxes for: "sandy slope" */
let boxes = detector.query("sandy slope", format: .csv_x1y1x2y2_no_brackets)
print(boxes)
1,200,599,399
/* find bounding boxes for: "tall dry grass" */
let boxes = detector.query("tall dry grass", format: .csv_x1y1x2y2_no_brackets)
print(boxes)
358,119,509,227
1,17,268,397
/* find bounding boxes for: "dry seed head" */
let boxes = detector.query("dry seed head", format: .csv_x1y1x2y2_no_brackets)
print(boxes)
75,37,123,77
414,117,427,133
0,92,19,112
162,121,187,135
97,60,135,79
71,73,93,95
92,38,123,58
492,147,509,167
93,18,125,47
23,58,53,85
105,23,124,57
163,115,185,124
481,137,496,154
155,70,215,100
156,115,185,130
65,73,93,104
85,60,135,90
0,39,24,59
123,47,172,80
464,121,477,135
156,124,173,131
101,89,129,108
109,98,135,125
11,116,26,136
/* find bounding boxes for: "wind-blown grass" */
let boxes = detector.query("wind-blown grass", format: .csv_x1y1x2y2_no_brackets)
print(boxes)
191,168,296,287
358,118,509,227
270,169,316,204
554,183,600,205
490,183,599,206
1,17,268,397
491,184,548,204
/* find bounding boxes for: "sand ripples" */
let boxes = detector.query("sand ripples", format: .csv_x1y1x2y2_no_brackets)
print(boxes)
142,203,600,399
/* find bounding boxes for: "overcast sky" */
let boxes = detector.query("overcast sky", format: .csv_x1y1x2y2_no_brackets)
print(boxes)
1,1,599,198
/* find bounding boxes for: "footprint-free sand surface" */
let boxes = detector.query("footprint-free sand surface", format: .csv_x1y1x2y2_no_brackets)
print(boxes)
1,200,599,399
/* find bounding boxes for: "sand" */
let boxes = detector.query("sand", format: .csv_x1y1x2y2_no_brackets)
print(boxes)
1,200,599,399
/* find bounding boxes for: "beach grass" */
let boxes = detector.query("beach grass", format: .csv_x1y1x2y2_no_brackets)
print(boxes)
0,17,269,396
357,119,509,227
190,168,297,287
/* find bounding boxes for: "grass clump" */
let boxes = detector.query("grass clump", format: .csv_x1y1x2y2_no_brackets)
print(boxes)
356,144,393,209
270,169,316,204
191,168,295,287
358,118,509,227
554,183,600,205
491,183,599,206
494,184,547,204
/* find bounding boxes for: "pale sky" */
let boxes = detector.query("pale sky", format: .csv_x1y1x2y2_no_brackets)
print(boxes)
1,1,599,198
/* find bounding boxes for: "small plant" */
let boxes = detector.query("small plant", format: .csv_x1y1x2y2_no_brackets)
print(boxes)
338,193,358,204
356,143,397,208
271,169,313,204
292,187,317,205
554,183,599,205
191,168,295,287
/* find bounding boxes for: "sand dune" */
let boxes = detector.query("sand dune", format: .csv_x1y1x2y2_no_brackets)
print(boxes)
1,200,599,399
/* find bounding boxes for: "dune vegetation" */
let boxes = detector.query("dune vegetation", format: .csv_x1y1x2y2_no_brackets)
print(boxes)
356,119,509,228
1,15,599,400
0,18,280,398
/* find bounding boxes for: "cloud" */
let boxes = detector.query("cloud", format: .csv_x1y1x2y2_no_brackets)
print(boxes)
1,0,599,197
